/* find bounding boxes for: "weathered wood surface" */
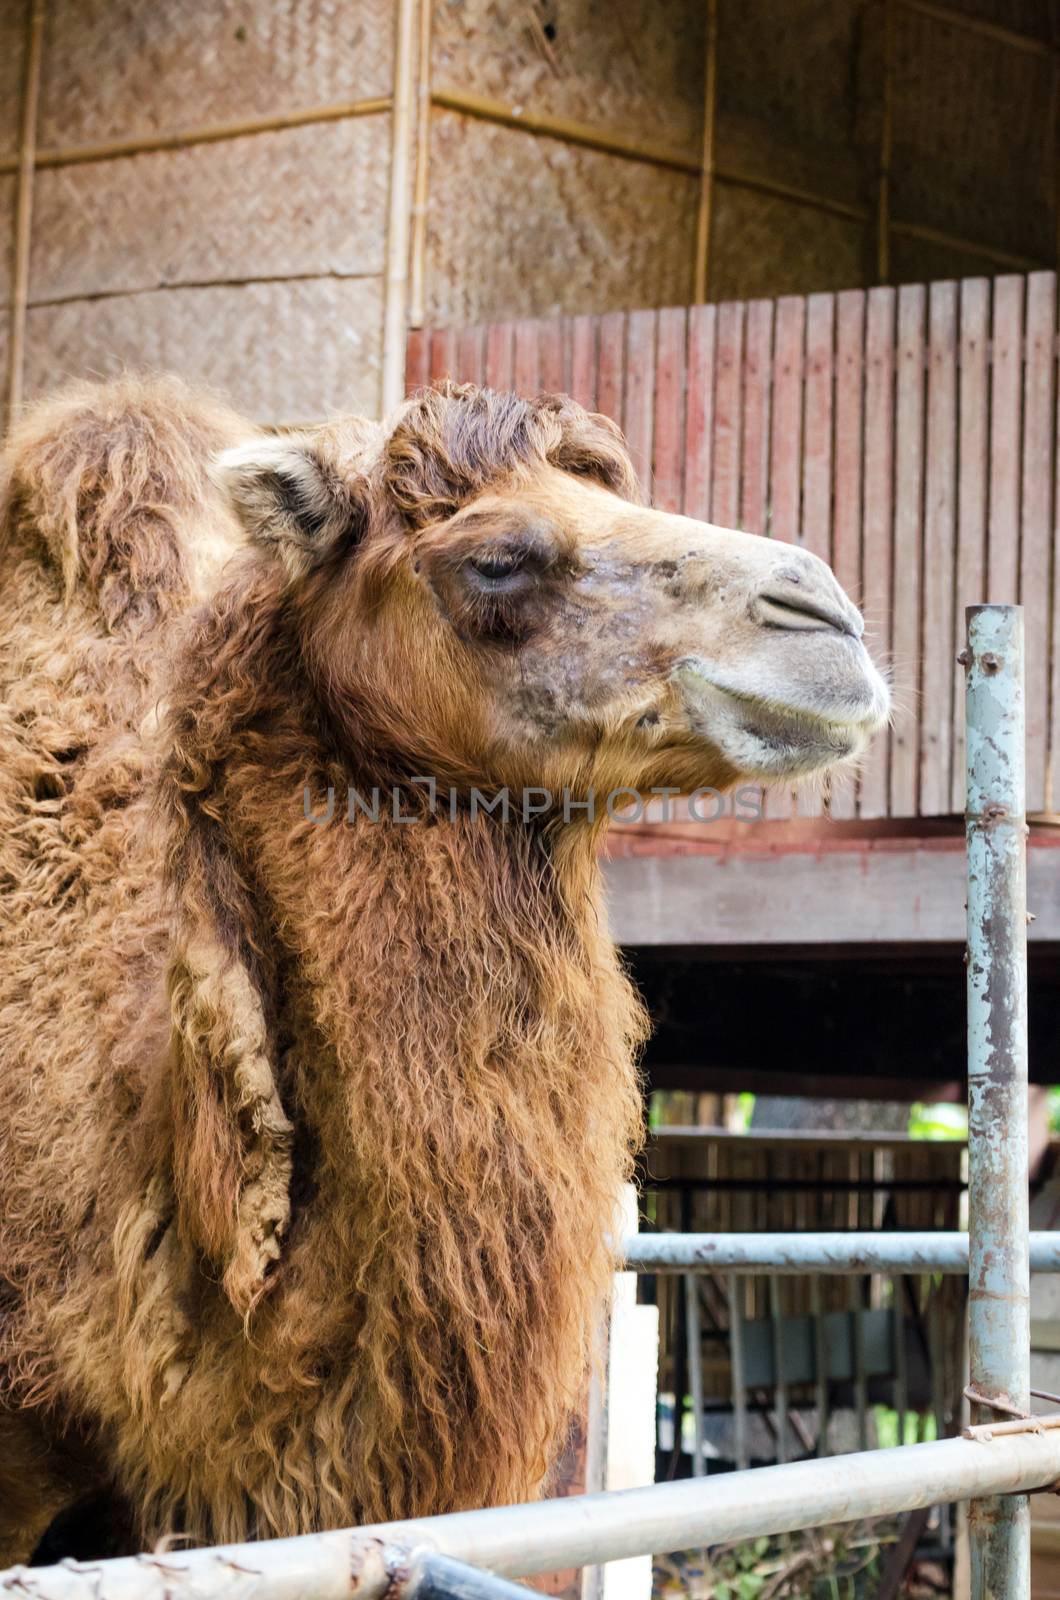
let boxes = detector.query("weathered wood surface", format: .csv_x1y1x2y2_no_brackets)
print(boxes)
409,273,1060,818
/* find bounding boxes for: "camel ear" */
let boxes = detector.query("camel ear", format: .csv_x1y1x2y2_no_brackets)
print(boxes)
167,914,293,1317
213,435,368,580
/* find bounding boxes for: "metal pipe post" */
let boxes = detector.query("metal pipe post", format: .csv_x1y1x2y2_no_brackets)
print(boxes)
621,1232,1060,1276
964,605,1031,1598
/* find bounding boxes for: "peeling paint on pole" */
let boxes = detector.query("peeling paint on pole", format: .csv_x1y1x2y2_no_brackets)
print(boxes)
964,605,1030,1599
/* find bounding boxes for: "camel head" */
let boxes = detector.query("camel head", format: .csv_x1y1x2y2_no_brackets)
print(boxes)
216,384,889,805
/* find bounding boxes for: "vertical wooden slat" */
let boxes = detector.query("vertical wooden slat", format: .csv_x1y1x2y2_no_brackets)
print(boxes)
830,290,866,820
919,281,957,817
568,315,598,410
801,294,834,562
797,293,836,816
653,308,687,515
429,326,456,384
538,318,565,395
624,309,657,498
1020,271,1056,813
513,318,540,397
711,301,744,528
740,300,773,537
765,296,806,817
988,275,1025,603
456,323,485,386
890,283,926,818
769,296,806,545
684,304,717,521
405,326,429,395
484,320,514,391
597,311,627,426
860,286,897,819
950,280,990,814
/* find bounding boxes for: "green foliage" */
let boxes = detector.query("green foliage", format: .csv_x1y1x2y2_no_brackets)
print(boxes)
908,1101,967,1141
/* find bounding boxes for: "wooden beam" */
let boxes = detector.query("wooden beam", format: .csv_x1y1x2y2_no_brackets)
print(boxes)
604,844,1060,946
692,0,718,304
381,0,417,414
7,0,44,424
407,0,433,329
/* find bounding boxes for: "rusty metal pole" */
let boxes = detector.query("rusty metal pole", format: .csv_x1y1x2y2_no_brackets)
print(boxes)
964,604,1030,1598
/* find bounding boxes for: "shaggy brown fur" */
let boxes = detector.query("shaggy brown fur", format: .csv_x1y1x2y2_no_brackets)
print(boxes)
0,372,885,1560
0,376,647,1557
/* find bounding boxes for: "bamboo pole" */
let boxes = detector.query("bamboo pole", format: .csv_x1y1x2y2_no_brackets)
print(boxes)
381,0,417,414
898,0,1057,59
692,0,718,303
6,0,44,424
408,0,433,329
715,167,868,226
429,87,702,174
889,220,1046,274
877,0,895,284
0,97,392,176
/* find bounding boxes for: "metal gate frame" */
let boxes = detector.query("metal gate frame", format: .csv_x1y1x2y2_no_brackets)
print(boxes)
0,605,1047,1599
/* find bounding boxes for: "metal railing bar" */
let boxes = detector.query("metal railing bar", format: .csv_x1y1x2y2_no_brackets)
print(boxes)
12,1432,1060,1597
620,1232,1060,1275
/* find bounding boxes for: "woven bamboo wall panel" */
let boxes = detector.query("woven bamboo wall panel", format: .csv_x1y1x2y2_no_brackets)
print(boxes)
29,118,390,303
892,7,1056,263
411,272,1060,819
426,114,697,326
0,0,27,159
942,0,1058,42
711,186,868,302
24,276,383,424
431,0,705,151
37,0,394,148
889,233,1010,288
716,0,876,210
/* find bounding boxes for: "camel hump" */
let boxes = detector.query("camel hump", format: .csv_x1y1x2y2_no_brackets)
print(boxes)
1,372,250,633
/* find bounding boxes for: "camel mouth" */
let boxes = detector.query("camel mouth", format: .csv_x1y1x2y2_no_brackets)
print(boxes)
673,653,890,781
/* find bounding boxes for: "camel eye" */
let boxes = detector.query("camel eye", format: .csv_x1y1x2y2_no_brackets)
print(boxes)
469,550,524,582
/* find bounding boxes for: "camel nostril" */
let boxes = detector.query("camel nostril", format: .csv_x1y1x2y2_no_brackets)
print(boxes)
755,588,859,638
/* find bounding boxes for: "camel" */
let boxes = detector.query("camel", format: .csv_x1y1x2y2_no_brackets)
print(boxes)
0,374,888,1561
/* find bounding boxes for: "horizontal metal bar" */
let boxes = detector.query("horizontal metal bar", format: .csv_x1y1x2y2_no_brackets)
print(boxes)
12,1432,1060,1597
621,1232,1060,1275
404,1552,541,1600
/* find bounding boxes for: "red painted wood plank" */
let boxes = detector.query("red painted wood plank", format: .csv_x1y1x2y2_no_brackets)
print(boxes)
683,303,716,521
653,307,687,514
740,299,773,537
859,286,897,820
829,290,866,821
765,296,805,818
429,326,456,384
538,317,565,395
457,323,485,386
623,309,657,499
950,280,990,813
890,283,926,819
919,280,957,818
405,327,429,396
1020,271,1055,813
797,293,835,817
568,315,598,410
513,318,540,397
711,300,744,529
801,293,834,563
769,295,805,545
484,320,514,391
988,275,1024,603
596,312,626,428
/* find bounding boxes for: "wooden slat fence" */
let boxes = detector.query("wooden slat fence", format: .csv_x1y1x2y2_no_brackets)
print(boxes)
408,273,1060,820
